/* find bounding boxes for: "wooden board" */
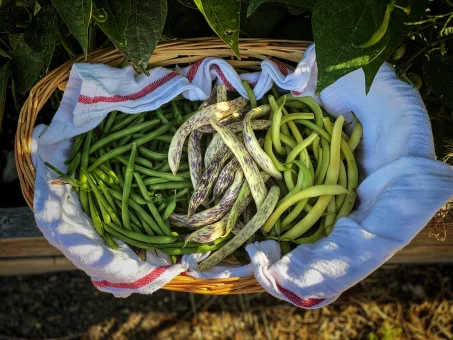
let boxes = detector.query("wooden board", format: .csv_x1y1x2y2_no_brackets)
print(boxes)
1,207,452,275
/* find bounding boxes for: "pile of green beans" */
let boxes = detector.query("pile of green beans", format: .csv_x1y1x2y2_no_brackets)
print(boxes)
45,84,362,268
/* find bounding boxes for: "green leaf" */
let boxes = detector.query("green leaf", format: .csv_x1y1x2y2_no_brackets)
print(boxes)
194,0,241,58
24,6,58,53
51,0,92,57
247,0,316,17
312,0,429,94
423,55,453,110
10,18,57,95
93,0,167,72
0,59,10,130
241,3,286,37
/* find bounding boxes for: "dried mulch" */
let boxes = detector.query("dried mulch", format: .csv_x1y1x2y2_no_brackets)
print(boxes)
0,264,452,340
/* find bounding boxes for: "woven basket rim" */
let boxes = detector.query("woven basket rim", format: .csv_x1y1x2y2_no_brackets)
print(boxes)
14,37,312,294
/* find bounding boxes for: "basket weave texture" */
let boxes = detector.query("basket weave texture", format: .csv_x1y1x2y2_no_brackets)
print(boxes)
15,37,311,294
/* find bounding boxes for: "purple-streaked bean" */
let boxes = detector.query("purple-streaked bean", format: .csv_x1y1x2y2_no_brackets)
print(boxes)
185,223,226,244
197,114,268,133
169,170,245,228
169,97,248,175
187,145,233,217
243,105,282,179
210,120,267,208
217,84,227,102
203,120,272,168
212,157,240,201
188,130,203,190
199,84,218,109
197,186,280,272
224,172,271,237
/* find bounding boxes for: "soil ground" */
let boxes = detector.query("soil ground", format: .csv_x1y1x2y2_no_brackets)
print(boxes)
1,264,452,340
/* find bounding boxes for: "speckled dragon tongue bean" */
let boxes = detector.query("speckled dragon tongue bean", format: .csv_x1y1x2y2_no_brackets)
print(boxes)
168,96,248,175
243,105,282,180
197,186,280,272
212,157,240,201
210,119,268,208
196,107,250,133
169,170,245,228
188,130,203,190
203,120,272,168
187,145,233,217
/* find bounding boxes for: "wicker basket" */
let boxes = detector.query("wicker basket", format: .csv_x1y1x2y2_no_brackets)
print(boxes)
15,37,312,294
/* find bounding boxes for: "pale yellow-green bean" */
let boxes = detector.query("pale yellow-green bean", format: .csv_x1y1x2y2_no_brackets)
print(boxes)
280,113,315,125
262,184,349,233
314,147,323,180
284,134,317,191
336,160,347,212
336,138,359,221
313,135,320,162
281,115,345,240
314,139,330,185
324,196,337,235
269,96,286,155
348,113,363,153
279,133,297,148
264,130,291,172
323,118,349,142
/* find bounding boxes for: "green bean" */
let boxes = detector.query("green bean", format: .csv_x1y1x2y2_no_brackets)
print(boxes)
114,155,187,181
113,199,141,227
93,172,117,210
242,80,256,109
147,200,172,236
131,222,143,234
264,130,292,172
65,151,81,177
162,193,177,220
79,131,92,214
106,221,176,244
281,241,292,255
115,163,124,187
171,100,184,124
104,233,119,250
104,222,159,248
65,134,84,165
88,124,170,170
163,188,189,202
269,95,286,155
88,191,104,236
86,173,122,226
89,119,160,154
142,178,171,186
313,136,320,162
117,134,133,147
133,172,151,202
121,143,137,231
134,157,154,169
108,188,163,235
93,168,121,191
279,133,297,148
156,107,177,133
138,146,167,161
280,116,345,239
44,162,80,187
134,209,156,236
149,181,193,191
110,112,144,133
161,238,230,255
103,111,117,134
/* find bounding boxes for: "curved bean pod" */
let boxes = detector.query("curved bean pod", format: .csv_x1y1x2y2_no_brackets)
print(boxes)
121,143,137,231
211,120,268,208
198,186,280,272
170,170,245,227
169,97,248,175
188,130,203,190
280,116,345,239
187,145,232,217
243,105,282,179
212,157,240,201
